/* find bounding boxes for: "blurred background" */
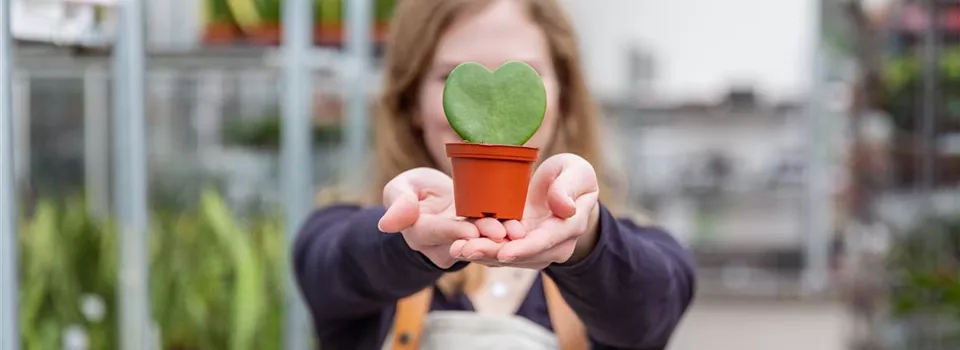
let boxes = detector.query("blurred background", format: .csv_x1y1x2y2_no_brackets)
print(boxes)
2,0,960,349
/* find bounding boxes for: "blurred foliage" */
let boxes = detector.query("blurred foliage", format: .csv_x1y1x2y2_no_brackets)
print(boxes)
18,189,287,350
213,0,395,26
223,115,342,148
880,45,960,131
206,0,237,23
888,214,960,321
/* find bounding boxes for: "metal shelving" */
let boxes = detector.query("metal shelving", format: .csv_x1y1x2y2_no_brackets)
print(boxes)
1,1,19,349
0,0,377,349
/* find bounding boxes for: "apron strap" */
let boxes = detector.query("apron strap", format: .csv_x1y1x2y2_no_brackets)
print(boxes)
389,273,588,350
542,274,590,350
391,287,434,350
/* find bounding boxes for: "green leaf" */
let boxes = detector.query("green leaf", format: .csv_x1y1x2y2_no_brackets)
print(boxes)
442,61,547,145
201,189,265,350
19,191,286,350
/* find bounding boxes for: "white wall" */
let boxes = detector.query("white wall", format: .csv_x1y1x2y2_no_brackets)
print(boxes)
562,0,817,103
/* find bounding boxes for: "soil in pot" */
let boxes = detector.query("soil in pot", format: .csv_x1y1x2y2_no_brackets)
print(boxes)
447,143,538,220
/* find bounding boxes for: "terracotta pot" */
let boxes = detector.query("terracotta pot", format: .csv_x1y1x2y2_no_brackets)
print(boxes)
202,22,241,45
315,22,342,46
245,22,282,45
446,143,538,220
313,21,389,46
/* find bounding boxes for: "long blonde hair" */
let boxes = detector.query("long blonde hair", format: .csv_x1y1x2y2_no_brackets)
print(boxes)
327,0,632,297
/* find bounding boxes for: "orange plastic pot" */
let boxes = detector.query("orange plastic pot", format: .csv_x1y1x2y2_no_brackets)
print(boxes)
446,143,538,220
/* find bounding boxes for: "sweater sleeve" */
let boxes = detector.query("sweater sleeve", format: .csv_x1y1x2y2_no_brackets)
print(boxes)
292,204,468,326
545,204,697,349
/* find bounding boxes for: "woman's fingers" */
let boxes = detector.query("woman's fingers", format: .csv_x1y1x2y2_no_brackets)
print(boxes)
378,193,419,233
503,220,527,240
546,156,599,219
500,193,596,264
449,239,469,258
409,215,480,247
472,217,508,242
525,153,599,219
458,238,507,260
497,219,574,263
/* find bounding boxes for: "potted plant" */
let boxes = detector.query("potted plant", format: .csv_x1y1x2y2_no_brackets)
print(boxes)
886,213,960,347
442,61,546,220
313,0,393,47
880,46,960,187
314,0,341,46
226,0,282,45
202,0,241,45
18,191,285,350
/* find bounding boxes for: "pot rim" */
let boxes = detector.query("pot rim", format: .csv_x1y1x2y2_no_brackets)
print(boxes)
445,142,538,162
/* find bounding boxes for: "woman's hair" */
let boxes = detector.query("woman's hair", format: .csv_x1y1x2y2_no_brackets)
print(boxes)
372,0,619,201
342,0,631,297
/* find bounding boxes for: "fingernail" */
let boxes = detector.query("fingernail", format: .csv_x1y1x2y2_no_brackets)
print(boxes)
500,256,516,263
466,252,483,260
377,221,385,232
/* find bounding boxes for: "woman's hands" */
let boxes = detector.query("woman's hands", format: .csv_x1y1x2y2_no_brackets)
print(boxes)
378,153,601,270
377,168,481,269
454,153,601,269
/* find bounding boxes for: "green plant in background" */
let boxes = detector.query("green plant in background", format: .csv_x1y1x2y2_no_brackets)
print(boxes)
205,0,237,25
18,197,118,350
317,0,395,26
374,0,396,23
888,214,960,321
223,114,343,148
19,190,287,350
442,61,547,145
880,45,960,131
226,0,280,29
262,0,283,23
318,0,341,25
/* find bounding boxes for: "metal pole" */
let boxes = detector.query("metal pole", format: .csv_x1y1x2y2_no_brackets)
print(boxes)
113,6,128,220
13,71,27,188
1,0,19,347
85,66,110,219
344,0,372,193
803,45,831,295
919,0,939,201
281,0,313,349
114,0,151,348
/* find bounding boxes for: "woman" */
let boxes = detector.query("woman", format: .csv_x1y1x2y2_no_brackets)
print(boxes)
293,0,696,349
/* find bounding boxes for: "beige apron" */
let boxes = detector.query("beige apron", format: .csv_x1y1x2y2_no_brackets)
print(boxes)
385,273,588,350
381,311,559,350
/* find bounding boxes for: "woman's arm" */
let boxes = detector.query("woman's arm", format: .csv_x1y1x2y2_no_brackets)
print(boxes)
292,204,466,325
544,204,696,349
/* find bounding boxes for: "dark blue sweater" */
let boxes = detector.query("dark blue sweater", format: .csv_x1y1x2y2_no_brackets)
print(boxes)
292,203,696,350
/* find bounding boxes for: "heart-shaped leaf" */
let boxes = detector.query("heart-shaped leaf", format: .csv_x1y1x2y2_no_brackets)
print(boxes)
442,61,547,146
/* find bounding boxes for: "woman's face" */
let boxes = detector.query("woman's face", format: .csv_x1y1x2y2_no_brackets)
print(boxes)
415,0,560,174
